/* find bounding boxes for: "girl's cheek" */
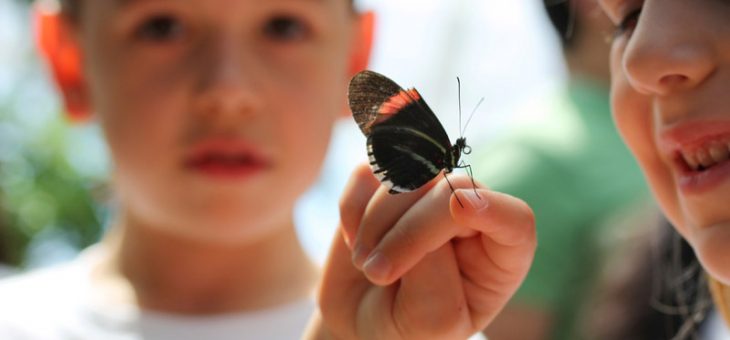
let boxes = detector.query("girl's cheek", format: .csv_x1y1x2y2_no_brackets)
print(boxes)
612,77,689,237
609,43,650,158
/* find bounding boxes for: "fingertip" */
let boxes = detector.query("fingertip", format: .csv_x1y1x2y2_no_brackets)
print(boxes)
452,188,489,212
362,252,396,286
450,189,490,230
354,163,380,188
451,189,537,247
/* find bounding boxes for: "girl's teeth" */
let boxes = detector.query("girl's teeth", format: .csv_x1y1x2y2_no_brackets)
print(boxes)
710,142,730,164
697,148,714,168
686,153,700,171
682,141,730,171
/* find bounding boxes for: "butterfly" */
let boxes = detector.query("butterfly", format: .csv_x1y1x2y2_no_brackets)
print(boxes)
347,70,479,206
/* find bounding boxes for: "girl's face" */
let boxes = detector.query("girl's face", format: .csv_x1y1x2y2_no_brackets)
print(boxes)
71,0,360,243
598,0,730,283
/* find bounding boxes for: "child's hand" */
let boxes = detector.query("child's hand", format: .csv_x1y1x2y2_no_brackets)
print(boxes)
309,164,537,340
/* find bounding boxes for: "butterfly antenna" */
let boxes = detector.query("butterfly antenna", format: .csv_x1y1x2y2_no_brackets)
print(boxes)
457,77,463,137
461,97,484,137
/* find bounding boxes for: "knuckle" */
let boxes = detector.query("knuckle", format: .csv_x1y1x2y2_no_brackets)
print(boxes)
394,224,420,249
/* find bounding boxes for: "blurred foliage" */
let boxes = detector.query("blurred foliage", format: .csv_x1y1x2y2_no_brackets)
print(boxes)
1,0,106,268
0,104,106,268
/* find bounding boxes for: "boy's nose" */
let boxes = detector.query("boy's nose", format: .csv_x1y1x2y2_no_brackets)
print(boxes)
194,36,262,119
622,4,716,96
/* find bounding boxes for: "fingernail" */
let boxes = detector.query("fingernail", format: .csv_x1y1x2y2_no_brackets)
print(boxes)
457,189,488,211
363,252,392,283
352,245,371,268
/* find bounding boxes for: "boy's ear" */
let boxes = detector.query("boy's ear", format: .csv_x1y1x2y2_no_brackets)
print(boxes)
34,6,91,122
343,11,374,118
348,11,375,78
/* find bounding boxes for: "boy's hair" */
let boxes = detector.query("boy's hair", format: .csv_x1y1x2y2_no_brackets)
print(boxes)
59,0,355,20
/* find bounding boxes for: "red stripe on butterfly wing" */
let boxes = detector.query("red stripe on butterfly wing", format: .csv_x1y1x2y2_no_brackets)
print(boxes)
379,88,422,115
363,89,423,132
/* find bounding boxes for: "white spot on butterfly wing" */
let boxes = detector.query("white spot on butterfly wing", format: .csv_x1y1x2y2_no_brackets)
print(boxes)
367,136,413,193
387,182,411,193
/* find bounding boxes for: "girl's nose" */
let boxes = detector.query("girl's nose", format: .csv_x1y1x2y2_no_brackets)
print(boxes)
622,4,717,96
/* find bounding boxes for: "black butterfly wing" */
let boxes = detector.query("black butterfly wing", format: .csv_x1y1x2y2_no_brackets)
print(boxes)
367,102,452,193
348,70,454,193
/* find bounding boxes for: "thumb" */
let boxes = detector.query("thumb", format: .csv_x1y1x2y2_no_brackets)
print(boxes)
451,188,536,247
450,188,537,277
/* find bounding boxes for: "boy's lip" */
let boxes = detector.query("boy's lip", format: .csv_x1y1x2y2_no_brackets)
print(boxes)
183,138,272,180
659,120,730,195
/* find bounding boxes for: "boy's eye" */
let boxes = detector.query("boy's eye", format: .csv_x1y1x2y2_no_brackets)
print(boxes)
263,15,310,41
613,8,641,39
135,15,184,42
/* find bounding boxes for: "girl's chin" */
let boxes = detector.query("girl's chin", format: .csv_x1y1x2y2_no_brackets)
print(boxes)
694,221,730,285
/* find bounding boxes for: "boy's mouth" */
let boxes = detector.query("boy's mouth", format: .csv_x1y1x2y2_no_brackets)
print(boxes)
183,139,271,179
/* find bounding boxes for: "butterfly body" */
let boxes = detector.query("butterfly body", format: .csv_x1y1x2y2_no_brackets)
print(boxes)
348,70,471,194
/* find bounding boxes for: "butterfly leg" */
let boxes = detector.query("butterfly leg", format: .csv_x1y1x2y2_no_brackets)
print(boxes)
457,162,481,200
442,172,464,208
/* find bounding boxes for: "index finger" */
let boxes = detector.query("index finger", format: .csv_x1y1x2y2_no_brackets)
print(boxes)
339,163,381,249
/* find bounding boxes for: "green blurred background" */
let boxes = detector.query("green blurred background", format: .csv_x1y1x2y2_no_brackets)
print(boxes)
0,0,107,269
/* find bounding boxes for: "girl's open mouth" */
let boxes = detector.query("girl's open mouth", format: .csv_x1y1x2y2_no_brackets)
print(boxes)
679,139,730,172
675,138,730,194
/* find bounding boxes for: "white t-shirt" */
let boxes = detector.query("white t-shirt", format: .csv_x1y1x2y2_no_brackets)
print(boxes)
0,249,488,340
0,249,314,340
0,265,15,279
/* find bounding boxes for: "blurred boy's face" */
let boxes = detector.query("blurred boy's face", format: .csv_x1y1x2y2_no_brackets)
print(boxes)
72,0,359,242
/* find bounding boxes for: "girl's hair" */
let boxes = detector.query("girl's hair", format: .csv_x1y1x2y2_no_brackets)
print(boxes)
543,0,577,49
581,220,713,340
